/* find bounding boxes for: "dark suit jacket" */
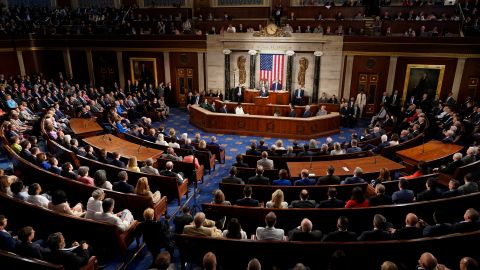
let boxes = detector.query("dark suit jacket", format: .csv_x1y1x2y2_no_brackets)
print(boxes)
316,175,341,185
288,110,296,117
341,176,365,185
46,248,90,270
322,230,357,242
173,214,194,234
317,198,344,208
232,162,248,168
110,159,126,168
0,231,16,251
289,200,316,208
235,197,259,207
357,229,392,241
112,181,134,193
416,189,442,202
247,175,270,185
453,221,480,233
288,228,323,242
221,176,244,184
16,241,47,260
423,223,453,237
368,194,393,206
393,226,423,240
440,160,463,174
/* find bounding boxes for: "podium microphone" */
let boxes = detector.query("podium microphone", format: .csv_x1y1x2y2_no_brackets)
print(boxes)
421,135,425,154
309,155,313,170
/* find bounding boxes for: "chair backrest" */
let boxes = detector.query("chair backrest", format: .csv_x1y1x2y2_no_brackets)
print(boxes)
452,160,480,180
381,173,441,196
0,250,64,270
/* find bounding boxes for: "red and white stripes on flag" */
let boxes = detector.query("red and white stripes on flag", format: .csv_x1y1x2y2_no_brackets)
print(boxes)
259,54,285,87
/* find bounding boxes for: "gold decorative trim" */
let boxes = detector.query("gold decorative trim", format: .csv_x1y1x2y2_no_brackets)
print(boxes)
15,47,207,53
129,57,158,87
343,51,480,58
402,64,445,104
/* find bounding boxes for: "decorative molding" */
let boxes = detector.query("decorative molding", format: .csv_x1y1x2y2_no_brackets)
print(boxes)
222,49,232,55
285,50,295,56
248,50,257,55
314,51,324,57
343,51,480,58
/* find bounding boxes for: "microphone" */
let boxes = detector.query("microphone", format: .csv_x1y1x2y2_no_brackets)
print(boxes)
421,135,425,154
137,141,144,153
309,155,313,170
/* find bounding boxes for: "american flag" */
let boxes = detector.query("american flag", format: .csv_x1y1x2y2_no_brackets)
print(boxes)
260,54,285,87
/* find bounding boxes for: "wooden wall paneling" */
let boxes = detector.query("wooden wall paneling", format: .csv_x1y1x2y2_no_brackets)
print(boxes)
393,57,457,104
122,51,165,87
0,52,20,76
458,58,480,102
22,50,65,79
70,50,90,85
169,52,199,106
92,51,119,89
350,56,390,114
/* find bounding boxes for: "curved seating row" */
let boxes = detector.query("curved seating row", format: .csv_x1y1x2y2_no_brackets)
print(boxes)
0,249,98,270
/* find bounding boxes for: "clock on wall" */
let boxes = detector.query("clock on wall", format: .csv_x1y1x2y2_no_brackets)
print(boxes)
266,23,278,35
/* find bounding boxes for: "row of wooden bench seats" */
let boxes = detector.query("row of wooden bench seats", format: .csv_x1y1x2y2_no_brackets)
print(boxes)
220,182,369,203
283,20,367,31
121,132,216,175
381,133,425,161
0,249,98,270
379,6,458,17
241,150,371,171
381,20,461,34
202,190,480,236
439,159,480,184
219,173,442,204
4,139,168,220
176,230,480,270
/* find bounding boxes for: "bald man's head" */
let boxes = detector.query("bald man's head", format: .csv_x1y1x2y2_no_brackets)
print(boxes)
405,213,418,227
460,257,479,270
203,252,217,270
300,218,313,232
419,252,438,270
194,212,206,227
247,258,261,270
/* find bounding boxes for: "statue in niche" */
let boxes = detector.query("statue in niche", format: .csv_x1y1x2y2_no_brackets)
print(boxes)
297,57,309,87
237,56,247,85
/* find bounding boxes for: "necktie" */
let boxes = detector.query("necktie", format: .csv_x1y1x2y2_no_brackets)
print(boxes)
297,90,300,98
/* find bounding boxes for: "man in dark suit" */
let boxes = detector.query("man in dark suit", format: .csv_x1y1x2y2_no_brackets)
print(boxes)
437,153,463,174
345,139,362,153
0,215,16,252
340,167,366,184
317,187,345,208
289,189,316,208
270,80,282,91
246,143,261,156
173,206,194,234
234,84,244,102
423,210,454,237
322,216,357,242
452,208,480,233
392,179,415,204
442,179,463,198
159,161,185,184
288,218,323,241
46,232,91,269
293,88,305,105
444,91,456,108
368,184,393,206
16,226,48,260
109,152,126,168
416,178,443,202
302,105,312,118
389,90,402,115
357,214,392,241
221,166,244,184
294,169,316,186
317,166,340,185
235,186,259,207
259,85,269,97
247,165,270,185
112,171,134,193
392,213,423,240
288,104,297,117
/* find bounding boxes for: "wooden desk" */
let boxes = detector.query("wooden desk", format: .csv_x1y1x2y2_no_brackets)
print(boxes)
287,156,405,178
244,89,290,105
83,134,163,162
214,100,320,117
396,140,463,169
190,105,340,140
69,118,103,138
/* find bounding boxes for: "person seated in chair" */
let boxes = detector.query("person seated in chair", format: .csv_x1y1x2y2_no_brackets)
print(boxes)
288,218,323,241
235,185,260,207
159,161,185,185
303,105,312,118
271,80,282,91
183,212,222,237
247,165,270,185
92,198,134,231
221,166,244,184
289,189,316,208
294,169,316,186
255,212,285,241
45,232,91,269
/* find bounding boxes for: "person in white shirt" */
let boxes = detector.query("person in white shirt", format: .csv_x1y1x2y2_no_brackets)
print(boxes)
92,198,133,231
156,133,169,146
255,212,285,240
235,102,245,115
86,189,104,220
26,183,50,209
355,90,367,118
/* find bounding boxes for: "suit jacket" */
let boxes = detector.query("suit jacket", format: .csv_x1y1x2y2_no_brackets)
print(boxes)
183,225,220,237
93,212,130,231
173,214,194,234
15,241,47,260
294,89,305,98
46,248,90,270
247,175,270,185
453,221,480,233
112,181,134,193
440,160,463,174
257,158,274,170
288,110,296,117
322,230,357,242
393,226,423,240
256,227,285,240
357,229,392,241
288,228,323,241
271,82,282,91
303,110,312,118
221,176,244,184
110,159,126,168
317,198,345,208
159,170,184,184
0,230,16,252
341,176,365,185
294,178,316,186
289,199,316,208
259,88,269,97
235,197,259,207
416,189,442,202
423,223,454,237
368,194,393,206
392,189,415,204
316,175,341,185
140,166,160,175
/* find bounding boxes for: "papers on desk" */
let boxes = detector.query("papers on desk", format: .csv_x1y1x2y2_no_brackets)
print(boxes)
308,173,316,177
342,167,350,172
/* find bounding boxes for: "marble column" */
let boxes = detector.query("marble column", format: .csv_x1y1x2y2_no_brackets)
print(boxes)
386,56,398,95
343,55,354,99
286,51,295,95
451,58,466,99
249,50,257,89
312,51,323,103
116,51,125,89
86,49,95,85
16,51,26,77
223,49,232,100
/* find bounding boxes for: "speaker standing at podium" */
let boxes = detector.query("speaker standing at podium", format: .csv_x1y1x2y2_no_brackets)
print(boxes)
234,84,244,102
271,80,282,91
259,85,269,97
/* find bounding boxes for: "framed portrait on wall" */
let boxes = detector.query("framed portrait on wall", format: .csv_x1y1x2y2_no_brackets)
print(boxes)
402,64,445,103
129,58,158,88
